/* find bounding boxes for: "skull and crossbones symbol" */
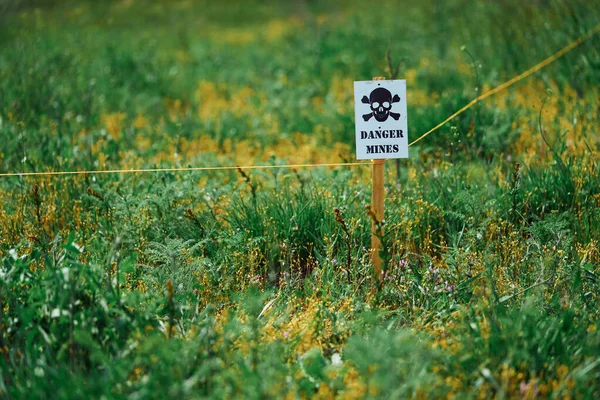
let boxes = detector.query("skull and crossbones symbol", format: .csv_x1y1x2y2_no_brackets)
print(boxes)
361,87,401,122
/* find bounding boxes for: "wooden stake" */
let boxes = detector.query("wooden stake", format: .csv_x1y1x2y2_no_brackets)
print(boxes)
371,76,386,280
371,158,385,279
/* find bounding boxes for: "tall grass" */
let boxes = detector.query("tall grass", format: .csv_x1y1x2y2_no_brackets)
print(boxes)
1,0,599,398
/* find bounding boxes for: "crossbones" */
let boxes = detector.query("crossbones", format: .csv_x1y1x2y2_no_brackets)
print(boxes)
361,87,401,122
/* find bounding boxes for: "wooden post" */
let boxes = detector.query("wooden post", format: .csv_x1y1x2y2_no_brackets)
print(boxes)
371,158,385,279
371,76,386,280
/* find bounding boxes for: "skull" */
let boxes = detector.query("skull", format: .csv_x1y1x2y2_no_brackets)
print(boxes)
361,87,401,122
369,87,393,122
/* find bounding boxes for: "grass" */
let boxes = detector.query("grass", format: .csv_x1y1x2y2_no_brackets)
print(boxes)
1,0,600,398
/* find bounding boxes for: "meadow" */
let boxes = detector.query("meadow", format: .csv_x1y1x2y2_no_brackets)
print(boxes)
1,0,600,398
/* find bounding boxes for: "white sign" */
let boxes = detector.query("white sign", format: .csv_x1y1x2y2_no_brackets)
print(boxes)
354,80,408,160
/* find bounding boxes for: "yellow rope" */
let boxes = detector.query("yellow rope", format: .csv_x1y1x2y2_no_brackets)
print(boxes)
1,23,598,179
408,23,600,147
0,162,369,177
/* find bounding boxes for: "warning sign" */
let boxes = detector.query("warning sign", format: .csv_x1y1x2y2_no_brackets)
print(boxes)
354,80,408,160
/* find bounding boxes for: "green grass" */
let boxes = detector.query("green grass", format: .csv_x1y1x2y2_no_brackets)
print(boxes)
1,0,600,398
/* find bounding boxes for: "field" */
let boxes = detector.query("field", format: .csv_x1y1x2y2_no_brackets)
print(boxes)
1,0,600,398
